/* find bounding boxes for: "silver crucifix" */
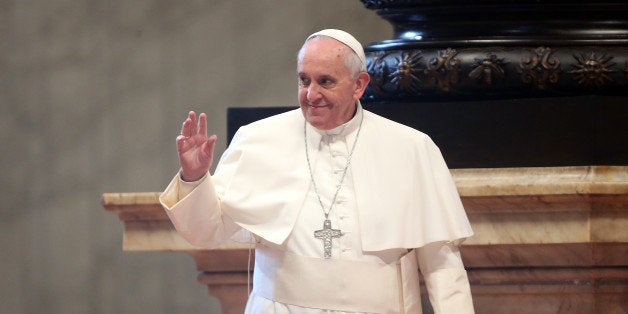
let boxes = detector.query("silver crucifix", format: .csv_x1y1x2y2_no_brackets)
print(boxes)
314,219,343,259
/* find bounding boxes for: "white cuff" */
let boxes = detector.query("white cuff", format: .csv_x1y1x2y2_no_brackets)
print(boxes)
177,171,208,200
423,268,474,314
417,242,474,313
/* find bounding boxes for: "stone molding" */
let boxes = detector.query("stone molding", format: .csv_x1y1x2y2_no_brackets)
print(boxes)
363,46,628,102
103,166,628,313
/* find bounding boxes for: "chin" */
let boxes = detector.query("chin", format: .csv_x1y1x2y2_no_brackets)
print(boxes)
305,116,331,130
307,118,325,128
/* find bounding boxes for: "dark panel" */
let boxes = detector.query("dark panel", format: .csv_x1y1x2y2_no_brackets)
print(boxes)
226,106,294,143
226,96,627,168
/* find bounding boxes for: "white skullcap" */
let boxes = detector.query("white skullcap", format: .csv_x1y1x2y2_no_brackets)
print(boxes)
306,29,366,71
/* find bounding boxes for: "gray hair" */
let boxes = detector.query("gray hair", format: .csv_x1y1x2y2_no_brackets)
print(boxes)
297,35,364,78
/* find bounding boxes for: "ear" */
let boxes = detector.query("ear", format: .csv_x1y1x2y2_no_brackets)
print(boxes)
353,71,371,100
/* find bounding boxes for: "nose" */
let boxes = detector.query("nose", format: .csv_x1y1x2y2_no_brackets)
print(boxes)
307,84,322,102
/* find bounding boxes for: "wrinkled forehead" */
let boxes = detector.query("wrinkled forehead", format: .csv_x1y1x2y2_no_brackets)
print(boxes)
297,38,351,74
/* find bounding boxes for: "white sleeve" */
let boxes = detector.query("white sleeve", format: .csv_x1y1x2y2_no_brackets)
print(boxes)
417,241,475,314
159,172,242,249
177,171,205,199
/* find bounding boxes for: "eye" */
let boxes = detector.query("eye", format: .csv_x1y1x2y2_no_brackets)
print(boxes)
298,75,310,87
318,76,335,87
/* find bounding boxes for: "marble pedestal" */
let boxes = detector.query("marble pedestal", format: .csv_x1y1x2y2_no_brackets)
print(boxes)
102,166,628,313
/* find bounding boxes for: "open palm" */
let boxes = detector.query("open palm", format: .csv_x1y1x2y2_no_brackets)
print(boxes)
177,111,217,182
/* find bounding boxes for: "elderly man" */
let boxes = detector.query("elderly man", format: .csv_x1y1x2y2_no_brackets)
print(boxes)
160,29,474,313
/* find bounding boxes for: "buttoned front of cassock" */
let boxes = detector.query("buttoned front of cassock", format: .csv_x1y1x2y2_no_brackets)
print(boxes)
327,133,359,260
248,110,411,313
268,110,407,265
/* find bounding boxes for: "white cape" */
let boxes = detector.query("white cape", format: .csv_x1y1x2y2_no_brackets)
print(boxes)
211,107,473,251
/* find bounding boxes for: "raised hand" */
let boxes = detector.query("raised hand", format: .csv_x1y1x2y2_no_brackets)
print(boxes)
176,111,217,182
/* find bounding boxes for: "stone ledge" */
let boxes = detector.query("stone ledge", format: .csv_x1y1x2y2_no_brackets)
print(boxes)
102,166,628,314
102,166,628,250
453,166,628,196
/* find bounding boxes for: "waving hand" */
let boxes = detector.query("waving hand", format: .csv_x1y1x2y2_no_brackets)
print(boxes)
176,111,217,182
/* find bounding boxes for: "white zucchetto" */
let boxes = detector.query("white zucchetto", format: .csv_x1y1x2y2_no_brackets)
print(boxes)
306,29,366,71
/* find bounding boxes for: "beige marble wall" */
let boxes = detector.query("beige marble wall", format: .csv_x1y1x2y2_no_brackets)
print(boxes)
0,1,390,313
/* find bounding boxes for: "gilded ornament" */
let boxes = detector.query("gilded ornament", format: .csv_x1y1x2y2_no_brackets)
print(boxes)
569,53,616,88
425,48,460,92
469,53,507,85
517,47,561,90
389,51,424,94
366,51,389,96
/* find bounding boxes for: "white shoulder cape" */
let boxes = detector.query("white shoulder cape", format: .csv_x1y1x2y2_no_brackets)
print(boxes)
212,107,473,251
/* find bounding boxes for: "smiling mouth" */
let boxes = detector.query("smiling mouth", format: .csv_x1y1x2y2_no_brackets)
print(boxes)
307,103,331,108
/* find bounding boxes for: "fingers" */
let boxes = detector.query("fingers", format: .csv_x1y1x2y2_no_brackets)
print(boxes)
180,111,196,138
176,111,216,181
204,134,217,155
175,134,187,153
181,111,210,138
198,113,208,137
202,134,218,169
176,111,217,154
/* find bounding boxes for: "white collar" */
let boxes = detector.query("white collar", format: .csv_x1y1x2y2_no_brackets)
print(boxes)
308,101,363,137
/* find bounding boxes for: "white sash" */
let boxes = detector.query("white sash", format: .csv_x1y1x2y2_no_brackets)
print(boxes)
252,245,422,313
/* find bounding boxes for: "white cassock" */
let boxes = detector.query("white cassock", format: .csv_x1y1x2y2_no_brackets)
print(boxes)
160,103,475,313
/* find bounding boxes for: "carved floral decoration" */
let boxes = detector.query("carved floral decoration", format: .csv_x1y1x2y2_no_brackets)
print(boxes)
389,50,424,94
518,47,561,90
425,48,460,92
569,53,616,88
366,51,390,96
363,47,628,100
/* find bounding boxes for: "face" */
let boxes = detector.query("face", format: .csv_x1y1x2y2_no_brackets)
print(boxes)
297,37,370,130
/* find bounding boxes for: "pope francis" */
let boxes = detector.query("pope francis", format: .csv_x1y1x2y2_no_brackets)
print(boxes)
160,29,475,313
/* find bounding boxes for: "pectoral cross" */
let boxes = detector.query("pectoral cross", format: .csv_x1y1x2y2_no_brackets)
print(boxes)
314,219,343,259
